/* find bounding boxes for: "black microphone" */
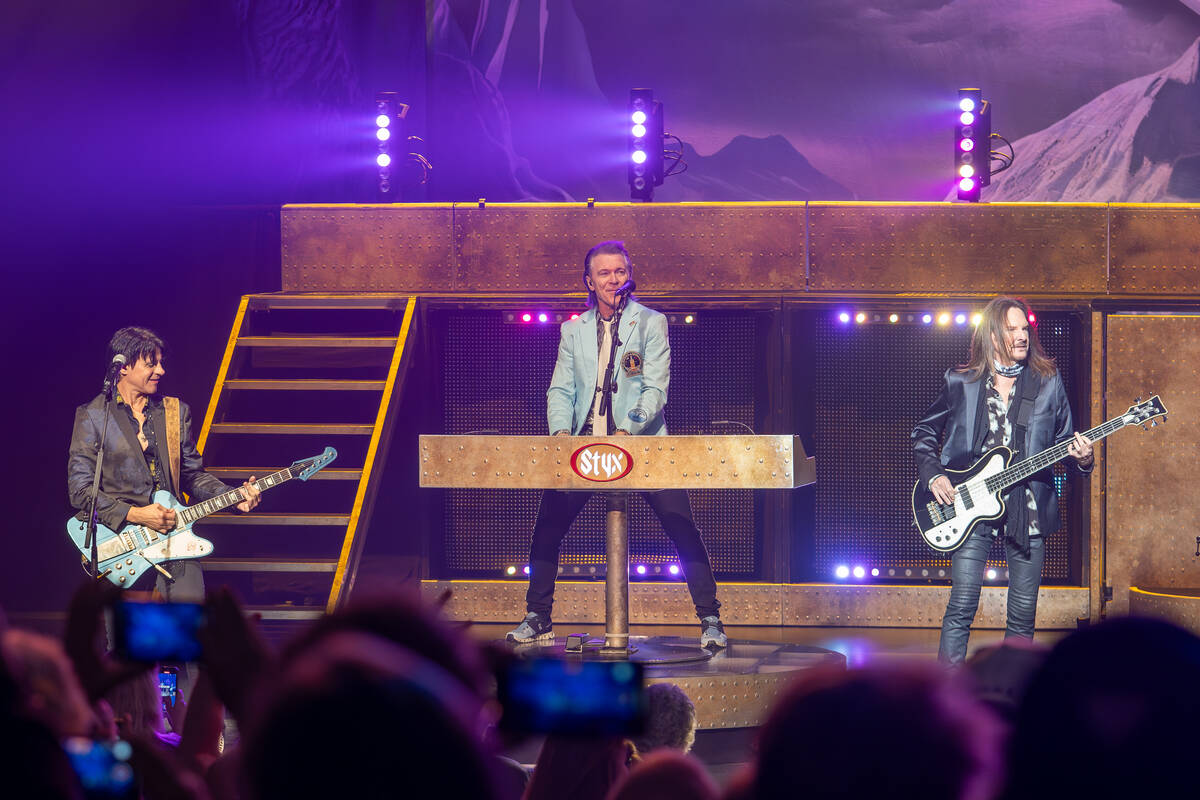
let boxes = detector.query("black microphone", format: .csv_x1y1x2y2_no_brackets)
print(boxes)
614,279,636,297
102,354,126,396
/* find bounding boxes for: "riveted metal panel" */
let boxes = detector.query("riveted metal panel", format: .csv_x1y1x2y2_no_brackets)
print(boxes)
423,581,1086,628
1109,205,1200,294
661,670,801,730
419,435,813,490
281,204,456,291
1128,587,1200,636
1104,315,1199,615
781,584,1086,628
452,203,805,293
808,203,1106,294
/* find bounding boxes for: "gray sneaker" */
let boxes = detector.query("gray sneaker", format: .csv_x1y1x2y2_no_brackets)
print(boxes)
700,616,727,649
506,612,553,644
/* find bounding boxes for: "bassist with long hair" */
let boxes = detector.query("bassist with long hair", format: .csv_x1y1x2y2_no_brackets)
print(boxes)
912,297,1094,665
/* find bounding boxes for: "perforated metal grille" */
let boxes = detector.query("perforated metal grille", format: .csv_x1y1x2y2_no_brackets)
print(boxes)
812,312,1074,582
441,309,760,576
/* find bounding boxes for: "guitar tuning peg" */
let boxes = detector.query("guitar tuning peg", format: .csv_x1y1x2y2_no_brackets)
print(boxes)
1135,396,1142,403
1142,423,1148,431
1150,420,1157,427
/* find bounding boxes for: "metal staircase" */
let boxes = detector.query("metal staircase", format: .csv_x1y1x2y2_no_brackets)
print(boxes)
194,293,417,618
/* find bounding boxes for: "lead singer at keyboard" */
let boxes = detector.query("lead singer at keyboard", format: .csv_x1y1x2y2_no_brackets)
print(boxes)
506,241,726,649
912,297,1092,665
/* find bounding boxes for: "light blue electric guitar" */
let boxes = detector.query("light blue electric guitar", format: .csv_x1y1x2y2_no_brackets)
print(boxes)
67,447,337,587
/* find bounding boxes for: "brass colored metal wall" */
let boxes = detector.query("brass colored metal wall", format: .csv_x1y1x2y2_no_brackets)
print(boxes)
280,202,1200,296
421,580,1088,629
1128,588,1200,635
807,202,1106,294
1109,205,1200,294
1104,315,1200,615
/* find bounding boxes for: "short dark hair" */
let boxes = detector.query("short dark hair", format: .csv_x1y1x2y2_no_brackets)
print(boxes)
107,326,166,369
632,682,697,754
582,241,633,307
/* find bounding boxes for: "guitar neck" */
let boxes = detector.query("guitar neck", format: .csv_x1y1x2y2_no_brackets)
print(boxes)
177,467,294,526
986,416,1123,494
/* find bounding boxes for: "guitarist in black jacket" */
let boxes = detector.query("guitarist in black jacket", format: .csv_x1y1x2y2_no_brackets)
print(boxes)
912,297,1093,665
67,326,260,600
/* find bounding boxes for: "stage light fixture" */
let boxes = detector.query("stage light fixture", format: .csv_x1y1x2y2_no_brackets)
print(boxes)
834,565,850,579
971,313,983,326
855,312,867,324
523,565,531,575
955,88,992,202
922,313,933,324
667,564,681,577
838,312,851,324
852,566,866,579
505,565,517,576
986,568,998,581
955,313,967,325
629,88,665,201
635,564,647,576
374,92,410,201
683,314,695,324
871,568,880,577
1028,312,1037,324
570,313,580,320
538,312,549,323
938,312,951,326
521,313,532,323
889,313,899,323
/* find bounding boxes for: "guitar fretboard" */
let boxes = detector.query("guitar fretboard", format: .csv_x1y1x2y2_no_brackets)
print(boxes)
983,416,1126,495
177,468,294,526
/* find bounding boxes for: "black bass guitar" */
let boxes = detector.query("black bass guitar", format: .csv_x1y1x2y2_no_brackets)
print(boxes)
912,396,1165,552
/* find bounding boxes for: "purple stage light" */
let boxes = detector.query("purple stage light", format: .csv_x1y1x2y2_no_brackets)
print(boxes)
632,124,647,138
834,565,850,580
871,568,880,577
959,164,975,178
523,565,531,575
838,311,851,324
631,109,647,125
921,313,933,324
959,97,976,112
631,150,648,164
537,312,549,323
376,153,392,167
635,564,647,576
958,177,976,192
521,313,532,323
667,564,681,576
376,114,391,128
960,111,975,125
959,138,975,152
376,128,391,142
1028,312,1037,324
852,566,866,579
986,568,998,581
569,313,579,320
955,313,967,325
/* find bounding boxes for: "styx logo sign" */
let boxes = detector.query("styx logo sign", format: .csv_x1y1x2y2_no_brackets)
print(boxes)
570,443,634,482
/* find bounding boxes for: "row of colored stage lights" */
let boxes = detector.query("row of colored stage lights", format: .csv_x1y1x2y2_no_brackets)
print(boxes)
504,564,684,578
836,311,1038,327
832,564,1009,582
504,312,697,324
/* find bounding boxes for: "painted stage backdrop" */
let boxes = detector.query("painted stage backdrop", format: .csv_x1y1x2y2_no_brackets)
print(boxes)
228,0,1200,203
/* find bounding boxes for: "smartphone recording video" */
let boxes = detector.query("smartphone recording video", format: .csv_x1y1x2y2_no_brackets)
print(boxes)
158,666,179,710
113,600,205,662
64,737,137,800
497,657,646,736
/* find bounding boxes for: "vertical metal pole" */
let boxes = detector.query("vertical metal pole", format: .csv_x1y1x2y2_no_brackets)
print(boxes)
603,492,630,652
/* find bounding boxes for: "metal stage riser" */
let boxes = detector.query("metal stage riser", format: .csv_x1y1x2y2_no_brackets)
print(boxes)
422,580,1088,629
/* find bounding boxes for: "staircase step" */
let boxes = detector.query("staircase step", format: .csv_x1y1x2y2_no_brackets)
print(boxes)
202,558,338,573
224,379,387,391
209,423,374,435
197,513,351,526
248,294,409,311
207,467,362,481
238,336,396,348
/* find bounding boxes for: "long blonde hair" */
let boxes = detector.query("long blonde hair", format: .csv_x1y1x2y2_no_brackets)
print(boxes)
958,296,1056,381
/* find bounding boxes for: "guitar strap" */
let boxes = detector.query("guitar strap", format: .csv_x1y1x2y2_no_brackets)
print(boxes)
1005,370,1041,554
164,396,182,495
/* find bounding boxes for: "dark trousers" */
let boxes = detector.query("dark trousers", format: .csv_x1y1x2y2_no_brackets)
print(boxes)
937,527,1045,664
525,489,721,621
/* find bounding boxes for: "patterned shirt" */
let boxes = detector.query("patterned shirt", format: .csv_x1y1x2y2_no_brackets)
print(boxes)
116,393,165,494
982,377,1040,539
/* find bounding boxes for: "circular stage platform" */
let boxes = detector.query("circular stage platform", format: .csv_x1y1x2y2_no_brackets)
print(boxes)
509,635,845,729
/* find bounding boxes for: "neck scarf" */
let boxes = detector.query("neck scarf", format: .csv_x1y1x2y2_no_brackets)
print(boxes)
993,360,1024,378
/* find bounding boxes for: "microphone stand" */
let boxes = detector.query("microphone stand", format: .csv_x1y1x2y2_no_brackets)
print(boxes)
83,367,119,580
596,292,630,430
